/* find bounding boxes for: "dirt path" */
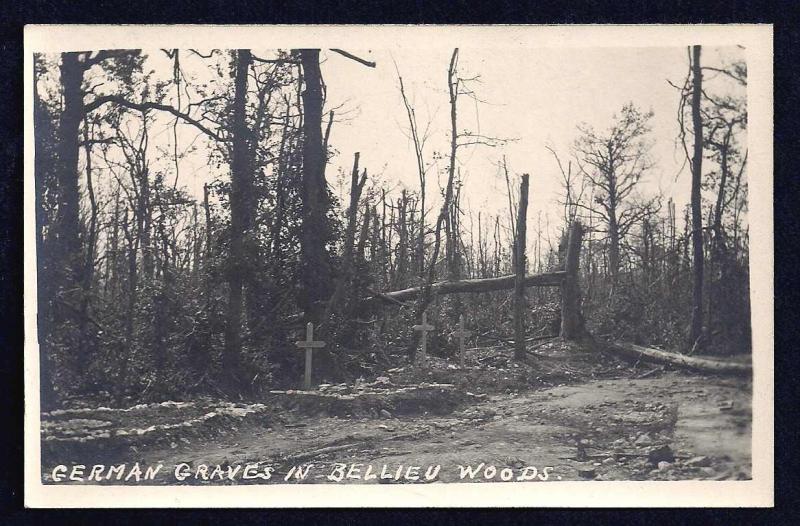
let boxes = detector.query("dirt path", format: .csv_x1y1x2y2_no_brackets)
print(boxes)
44,371,751,484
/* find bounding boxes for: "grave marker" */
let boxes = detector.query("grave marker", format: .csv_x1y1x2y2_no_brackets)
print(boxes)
295,322,325,389
413,312,434,366
455,314,473,368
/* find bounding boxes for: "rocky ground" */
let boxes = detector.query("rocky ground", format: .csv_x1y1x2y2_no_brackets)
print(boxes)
40,339,752,484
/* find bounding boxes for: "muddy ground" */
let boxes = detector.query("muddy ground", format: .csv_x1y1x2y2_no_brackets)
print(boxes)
40,339,752,484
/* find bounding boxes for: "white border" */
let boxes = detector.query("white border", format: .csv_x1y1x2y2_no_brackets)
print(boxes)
24,24,773,508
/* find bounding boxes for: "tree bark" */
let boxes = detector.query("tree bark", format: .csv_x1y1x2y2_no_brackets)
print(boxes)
513,174,530,361
202,182,212,263
608,212,619,282
560,221,584,339
54,52,86,303
298,49,333,323
690,45,705,345
223,49,253,392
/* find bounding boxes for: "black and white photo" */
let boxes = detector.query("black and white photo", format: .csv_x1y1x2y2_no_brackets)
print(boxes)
24,24,773,507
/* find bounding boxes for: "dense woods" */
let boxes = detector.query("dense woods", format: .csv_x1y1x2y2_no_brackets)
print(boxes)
33,46,750,408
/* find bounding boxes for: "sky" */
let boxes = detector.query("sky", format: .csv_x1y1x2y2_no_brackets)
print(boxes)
316,45,744,244
42,44,745,251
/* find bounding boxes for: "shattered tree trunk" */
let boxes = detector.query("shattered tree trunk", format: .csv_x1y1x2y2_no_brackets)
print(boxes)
323,152,365,325
513,174,530,361
610,342,751,375
560,221,584,339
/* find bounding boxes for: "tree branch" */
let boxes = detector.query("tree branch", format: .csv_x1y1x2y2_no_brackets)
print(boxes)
83,95,223,142
330,49,377,68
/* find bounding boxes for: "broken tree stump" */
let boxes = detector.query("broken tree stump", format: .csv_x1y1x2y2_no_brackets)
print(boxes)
560,221,584,340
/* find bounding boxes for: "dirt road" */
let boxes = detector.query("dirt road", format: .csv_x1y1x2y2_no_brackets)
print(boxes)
42,370,751,484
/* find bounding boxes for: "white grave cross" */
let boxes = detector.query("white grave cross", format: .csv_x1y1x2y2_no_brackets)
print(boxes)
455,314,473,368
413,312,435,366
295,322,326,390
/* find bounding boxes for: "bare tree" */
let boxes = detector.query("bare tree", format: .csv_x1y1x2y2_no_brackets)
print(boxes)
546,145,586,226
396,66,434,277
689,45,705,346
573,103,657,283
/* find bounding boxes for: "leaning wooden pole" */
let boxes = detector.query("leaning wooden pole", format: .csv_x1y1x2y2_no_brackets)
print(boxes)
364,271,565,305
513,174,530,361
560,221,584,340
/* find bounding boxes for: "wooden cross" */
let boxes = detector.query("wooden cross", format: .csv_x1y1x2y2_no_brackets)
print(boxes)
295,322,325,390
413,312,434,366
455,314,473,368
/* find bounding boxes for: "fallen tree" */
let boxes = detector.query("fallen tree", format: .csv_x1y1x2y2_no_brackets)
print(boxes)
365,271,565,306
286,270,567,328
609,342,752,375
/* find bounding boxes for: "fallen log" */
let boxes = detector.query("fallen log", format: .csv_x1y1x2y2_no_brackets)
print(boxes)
365,271,566,305
283,270,566,326
609,342,752,375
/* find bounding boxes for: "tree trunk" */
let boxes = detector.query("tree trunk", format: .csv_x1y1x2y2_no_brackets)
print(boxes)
33,61,62,406
153,198,171,384
54,53,85,295
298,48,333,323
137,114,153,281
513,174,530,361
411,49,460,325
713,129,732,246
690,45,705,345
202,182,213,263
608,212,620,283
560,221,584,340
323,153,365,325
76,119,99,378
397,191,409,281
119,209,139,391
269,110,291,275
223,49,253,393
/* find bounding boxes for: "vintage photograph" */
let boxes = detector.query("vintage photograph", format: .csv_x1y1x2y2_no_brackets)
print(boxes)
25,25,773,507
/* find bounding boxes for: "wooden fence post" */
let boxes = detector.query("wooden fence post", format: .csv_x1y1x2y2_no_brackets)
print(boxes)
560,221,584,340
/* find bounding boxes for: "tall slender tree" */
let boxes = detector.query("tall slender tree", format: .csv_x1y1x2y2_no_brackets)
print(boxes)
298,49,334,324
689,45,705,345
223,49,254,392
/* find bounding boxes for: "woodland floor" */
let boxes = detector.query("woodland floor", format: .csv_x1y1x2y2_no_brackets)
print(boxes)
40,339,752,484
